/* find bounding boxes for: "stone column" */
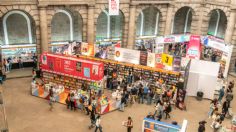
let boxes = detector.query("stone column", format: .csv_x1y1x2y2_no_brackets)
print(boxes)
127,5,136,49
39,7,48,53
87,5,95,44
224,10,236,43
196,4,204,35
164,4,174,35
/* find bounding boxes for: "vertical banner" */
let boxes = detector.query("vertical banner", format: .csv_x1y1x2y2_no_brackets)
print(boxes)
109,0,119,15
140,51,148,66
155,54,165,69
147,52,156,67
186,35,201,59
173,56,181,71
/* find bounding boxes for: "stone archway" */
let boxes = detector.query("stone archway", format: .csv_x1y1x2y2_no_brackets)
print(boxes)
136,6,161,37
207,9,227,38
96,9,125,41
173,6,194,34
2,10,36,45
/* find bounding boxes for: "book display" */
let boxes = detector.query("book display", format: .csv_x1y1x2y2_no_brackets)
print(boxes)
31,53,120,114
79,56,180,87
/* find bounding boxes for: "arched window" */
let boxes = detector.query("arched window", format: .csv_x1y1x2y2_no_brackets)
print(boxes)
136,7,160,37
207,9,227,38
3,10,35,45
96,9,124,41
173,7,192,34
51,10,73,42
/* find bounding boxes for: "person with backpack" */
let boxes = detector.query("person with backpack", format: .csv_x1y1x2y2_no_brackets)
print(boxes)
95,115,102,132
198,121,206,132
123,116,133,132
218,86,225,103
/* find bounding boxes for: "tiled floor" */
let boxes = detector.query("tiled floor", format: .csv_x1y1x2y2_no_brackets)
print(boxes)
0,76,235,132
5,68,32,79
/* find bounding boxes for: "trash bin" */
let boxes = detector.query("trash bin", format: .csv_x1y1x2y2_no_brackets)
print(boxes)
196,91,204,101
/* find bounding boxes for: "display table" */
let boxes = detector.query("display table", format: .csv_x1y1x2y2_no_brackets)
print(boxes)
32,83,119,114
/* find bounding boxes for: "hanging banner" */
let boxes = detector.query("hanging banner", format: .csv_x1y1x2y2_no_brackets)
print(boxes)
156,35,190,44
114,47,140,64
147,52,155,67
109,0,119,15
140,51,148,66
155,43,164,54
81,42,89,55
186,35,201,59
173,56,181,71
161,53,173,66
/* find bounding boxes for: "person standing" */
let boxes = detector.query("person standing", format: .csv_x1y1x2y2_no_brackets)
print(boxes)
66,94,71,109
95,115,102,132
198,121,206,132
89,109,96,129
18,57,23,69
124,117,133,132
49,94,55,111
84,96,90,115
5,60,9,73
222,100,230,116
218,86,225,103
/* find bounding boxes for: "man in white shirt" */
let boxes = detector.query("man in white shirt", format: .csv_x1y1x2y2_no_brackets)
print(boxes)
95,115,102,132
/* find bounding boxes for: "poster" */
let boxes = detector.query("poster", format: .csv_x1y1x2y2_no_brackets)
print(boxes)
92,65,99,75
155,54,164,69
140,51,148,66
81,42,89,55
147,52,155,67
186,35,201,59
173,57,181,71
76,62,82,72
84,67,90,78
114,47,140,65
161,54,173,66
109,0,119,15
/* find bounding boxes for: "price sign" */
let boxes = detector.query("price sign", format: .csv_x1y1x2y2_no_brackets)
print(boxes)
161,54,173,66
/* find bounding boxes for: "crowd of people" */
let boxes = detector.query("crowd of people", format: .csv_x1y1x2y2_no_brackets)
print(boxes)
198,80,235,132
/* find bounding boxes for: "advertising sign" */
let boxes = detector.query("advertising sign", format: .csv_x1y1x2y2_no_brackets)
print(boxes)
161,53,173,66
147,52,155,67
173,56,181,71
40,53,104,81
186,35,201,59
109,0,119,15
156,35,190,44
114,47,140,65
140,51,148,66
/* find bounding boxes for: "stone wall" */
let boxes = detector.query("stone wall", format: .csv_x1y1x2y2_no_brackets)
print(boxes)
1,0,236,71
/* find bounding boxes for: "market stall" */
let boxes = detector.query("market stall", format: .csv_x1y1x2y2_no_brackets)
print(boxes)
32,53,119,114
142,118,187,132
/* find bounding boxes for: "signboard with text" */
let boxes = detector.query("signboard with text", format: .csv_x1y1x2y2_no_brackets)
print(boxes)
186,35,201,59
40,53,104,81
114,47,140,65
109,0,119,15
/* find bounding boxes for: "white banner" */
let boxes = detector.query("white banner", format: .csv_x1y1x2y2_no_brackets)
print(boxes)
114,47,140,64
147,52,155,67
109,0,119,15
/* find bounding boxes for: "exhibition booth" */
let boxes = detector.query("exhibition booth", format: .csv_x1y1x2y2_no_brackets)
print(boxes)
142,118,188,132
32,53,119,114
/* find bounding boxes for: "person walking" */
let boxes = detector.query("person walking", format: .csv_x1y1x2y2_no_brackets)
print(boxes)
218,86,225,104
89,109,96,129
49,94,55,111
95,115,102,132
18,57,24,69
119,95,126,112
84,96,90,115
222,100,230,116
65,94,71,109
208,100,216,118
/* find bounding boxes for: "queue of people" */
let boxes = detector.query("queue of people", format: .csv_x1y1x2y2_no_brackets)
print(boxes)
205,80,234,132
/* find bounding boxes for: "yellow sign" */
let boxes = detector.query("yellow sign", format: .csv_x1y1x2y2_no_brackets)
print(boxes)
161,54,173,66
